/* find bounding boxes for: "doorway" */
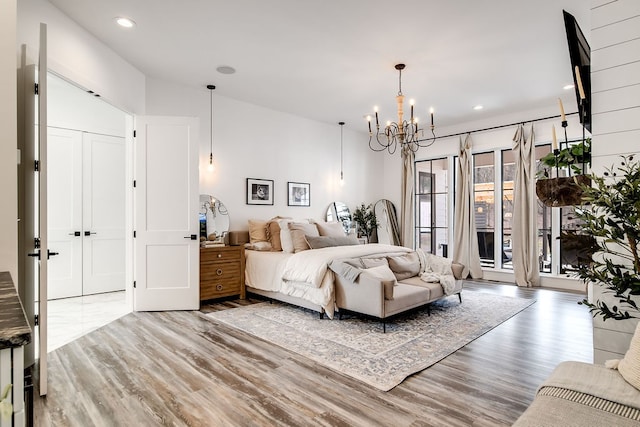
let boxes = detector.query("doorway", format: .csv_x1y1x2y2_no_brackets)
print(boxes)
41,72,132,352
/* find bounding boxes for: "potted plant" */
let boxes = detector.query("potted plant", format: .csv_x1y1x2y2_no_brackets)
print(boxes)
352,203,378,241
575,154,640,321
536,138,591,206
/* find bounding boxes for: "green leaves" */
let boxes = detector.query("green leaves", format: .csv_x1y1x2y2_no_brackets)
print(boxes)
575,155,640,321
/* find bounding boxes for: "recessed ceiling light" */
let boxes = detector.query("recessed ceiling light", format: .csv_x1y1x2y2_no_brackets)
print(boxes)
473,105,484,110
563,84,575,90
115,17,136,28
216,66,236,75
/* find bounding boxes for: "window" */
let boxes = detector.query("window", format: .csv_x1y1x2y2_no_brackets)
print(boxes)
474,152,495,267
415,158,449,256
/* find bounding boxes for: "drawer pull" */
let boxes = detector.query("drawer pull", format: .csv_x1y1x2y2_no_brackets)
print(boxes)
216,284,224,291
216,269,223,276
217,253,222,258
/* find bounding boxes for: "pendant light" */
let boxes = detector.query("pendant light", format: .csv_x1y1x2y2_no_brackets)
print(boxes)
207,84,216,172
339,121,345,186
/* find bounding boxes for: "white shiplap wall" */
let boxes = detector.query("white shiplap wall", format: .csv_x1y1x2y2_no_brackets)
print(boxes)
590,0,640,364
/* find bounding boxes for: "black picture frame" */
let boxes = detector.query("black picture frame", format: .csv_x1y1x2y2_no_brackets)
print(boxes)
287,182,310,207
246,178,274,205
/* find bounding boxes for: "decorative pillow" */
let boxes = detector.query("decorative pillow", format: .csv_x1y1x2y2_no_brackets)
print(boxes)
288,222,319,253
266,216,291,251
618,321,640,390
314,221,346,237
362,264,397,300
361,257,388,269
248,219,269,244
304,235,359,250
387,252,421,280
244,241,272,251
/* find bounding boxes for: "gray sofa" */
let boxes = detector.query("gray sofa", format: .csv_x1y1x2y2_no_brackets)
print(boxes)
330,253,464,331
513,361,640,426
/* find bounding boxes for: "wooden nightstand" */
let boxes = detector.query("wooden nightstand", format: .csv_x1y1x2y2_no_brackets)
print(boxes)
199,245,245,301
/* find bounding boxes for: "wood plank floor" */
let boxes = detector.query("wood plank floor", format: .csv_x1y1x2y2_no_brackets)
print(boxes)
33,281,593,426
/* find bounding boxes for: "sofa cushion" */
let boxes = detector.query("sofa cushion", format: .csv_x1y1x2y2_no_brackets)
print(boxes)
618,321,640,390
362,264,397,300
385,284,431,316
399,276,445,300
361,257,388,269
387,252,420,280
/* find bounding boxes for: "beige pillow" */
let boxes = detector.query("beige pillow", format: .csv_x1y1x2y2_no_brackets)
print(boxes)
618,321,640,390
288,222,319,253
362,264,397,300
387,252,420,280
267,216,291,251
248,219,269,244
315,221,346,237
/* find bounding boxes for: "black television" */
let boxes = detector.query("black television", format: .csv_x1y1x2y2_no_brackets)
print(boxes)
563,10,591,132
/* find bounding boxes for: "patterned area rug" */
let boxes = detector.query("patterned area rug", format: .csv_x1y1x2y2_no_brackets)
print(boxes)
206,290,535,391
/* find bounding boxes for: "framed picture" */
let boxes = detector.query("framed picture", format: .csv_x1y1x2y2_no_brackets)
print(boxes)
246,178,274,205
287,182,310,207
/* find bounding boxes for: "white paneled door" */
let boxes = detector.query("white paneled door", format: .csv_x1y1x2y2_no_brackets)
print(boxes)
134,116,199,311
47,130,126,299
82,132,126,295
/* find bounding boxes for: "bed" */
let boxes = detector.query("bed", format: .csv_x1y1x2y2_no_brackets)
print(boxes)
244,243,412,318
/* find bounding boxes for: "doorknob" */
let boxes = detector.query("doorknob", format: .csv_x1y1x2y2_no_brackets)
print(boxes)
48,250,59,259
27,251,40,260
184,234,197,240
68,231,81,236
84,231,97,236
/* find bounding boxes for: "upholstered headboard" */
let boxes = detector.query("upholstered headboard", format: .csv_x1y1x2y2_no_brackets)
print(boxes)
228,230,250,246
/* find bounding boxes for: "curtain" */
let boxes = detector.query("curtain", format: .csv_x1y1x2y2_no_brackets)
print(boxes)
453,134,483,278
512,124,540,287
400,145,415,248
385,199,402,246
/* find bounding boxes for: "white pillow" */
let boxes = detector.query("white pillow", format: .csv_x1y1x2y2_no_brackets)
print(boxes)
278,218,309,253
618,321,640,390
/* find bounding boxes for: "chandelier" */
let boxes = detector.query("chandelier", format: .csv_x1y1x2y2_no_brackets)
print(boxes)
367,64,436,154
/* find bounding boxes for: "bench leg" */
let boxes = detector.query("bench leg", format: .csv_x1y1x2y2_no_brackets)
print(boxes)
319,311,325,320
383,320,386,333
458,292,462,303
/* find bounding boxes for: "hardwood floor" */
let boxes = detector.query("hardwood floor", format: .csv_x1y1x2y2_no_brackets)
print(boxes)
33,281,593,426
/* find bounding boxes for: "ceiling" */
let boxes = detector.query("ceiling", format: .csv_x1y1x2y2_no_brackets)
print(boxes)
46,0,590,131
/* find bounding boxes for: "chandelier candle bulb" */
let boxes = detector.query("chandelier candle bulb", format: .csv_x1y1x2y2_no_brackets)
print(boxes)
558,98,566,121
575,66,586,100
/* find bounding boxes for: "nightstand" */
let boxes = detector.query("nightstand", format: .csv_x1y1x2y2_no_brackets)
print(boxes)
199,245,245,301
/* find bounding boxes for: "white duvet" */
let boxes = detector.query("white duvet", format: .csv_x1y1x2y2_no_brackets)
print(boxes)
246,244,411,318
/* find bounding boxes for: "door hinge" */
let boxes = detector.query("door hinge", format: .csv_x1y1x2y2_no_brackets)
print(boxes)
34,160,39,171
133,130,137,138
133,230,136,238
133,180,136,188
34,83,38,95
34,314,39,326
34,237,41,249
133,281,136,288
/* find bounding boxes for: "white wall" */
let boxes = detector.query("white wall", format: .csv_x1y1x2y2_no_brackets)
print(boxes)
145,77,386,230
0,0,17,281
589,0,640,363
17,0,146,114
